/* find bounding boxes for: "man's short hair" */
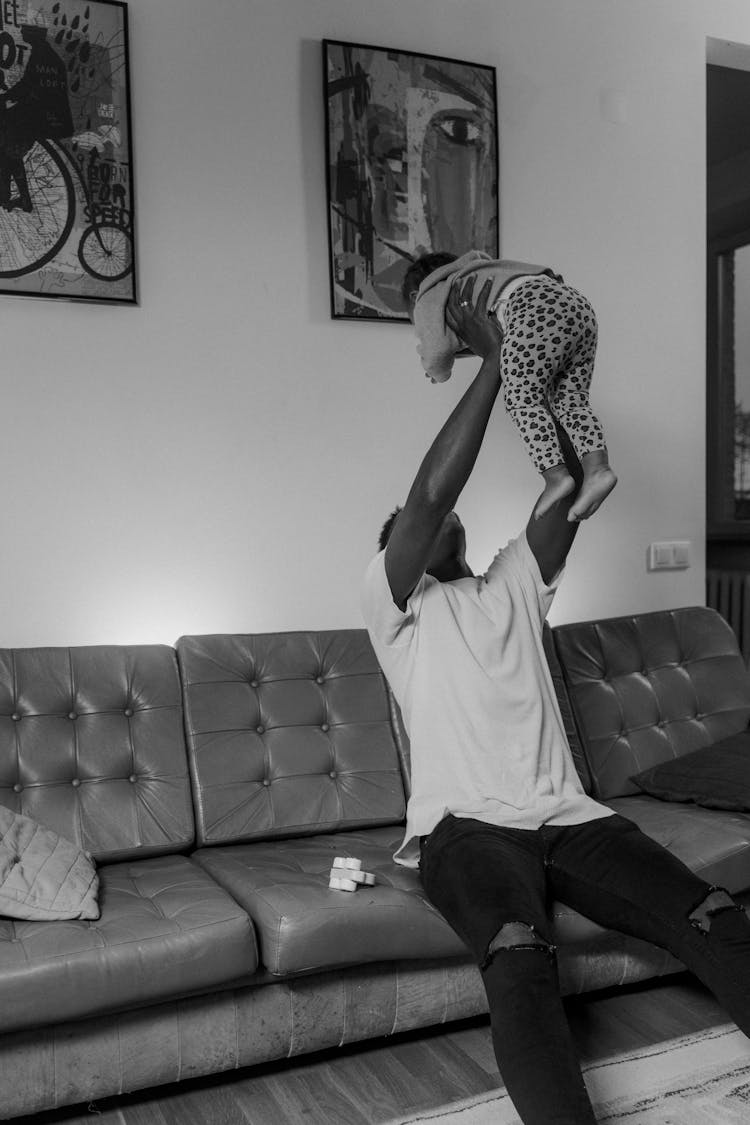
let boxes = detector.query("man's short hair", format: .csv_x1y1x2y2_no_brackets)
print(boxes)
401,251,457,308
378,505,402,552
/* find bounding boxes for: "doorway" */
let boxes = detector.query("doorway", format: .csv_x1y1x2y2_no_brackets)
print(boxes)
706,39,750,568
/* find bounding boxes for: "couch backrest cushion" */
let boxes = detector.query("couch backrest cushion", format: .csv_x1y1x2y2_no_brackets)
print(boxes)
553,607,750,800
177,630,407,846
0,645,194,862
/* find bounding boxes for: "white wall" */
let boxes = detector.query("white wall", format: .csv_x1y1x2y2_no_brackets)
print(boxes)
2,0,750,646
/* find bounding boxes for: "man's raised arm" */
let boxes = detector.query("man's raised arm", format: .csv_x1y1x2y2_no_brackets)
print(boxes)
385,277,504,610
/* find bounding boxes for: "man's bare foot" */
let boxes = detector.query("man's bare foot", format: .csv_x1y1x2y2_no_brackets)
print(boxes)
533,464,576,520
567,450,617,521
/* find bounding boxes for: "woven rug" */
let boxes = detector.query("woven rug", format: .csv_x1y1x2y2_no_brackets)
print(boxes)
385,1023,750,1124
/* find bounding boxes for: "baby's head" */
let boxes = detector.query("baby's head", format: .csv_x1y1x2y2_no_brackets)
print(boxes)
401,251,457,319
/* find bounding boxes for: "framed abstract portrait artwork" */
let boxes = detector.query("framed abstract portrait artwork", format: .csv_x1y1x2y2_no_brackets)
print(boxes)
323,39,498,321
0,0,136,303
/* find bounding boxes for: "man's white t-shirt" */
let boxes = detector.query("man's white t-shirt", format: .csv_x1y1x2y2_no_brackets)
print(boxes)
361,531,613,868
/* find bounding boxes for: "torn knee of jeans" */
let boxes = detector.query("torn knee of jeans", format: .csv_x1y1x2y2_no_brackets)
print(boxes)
688,887,746,935
481,921,557,970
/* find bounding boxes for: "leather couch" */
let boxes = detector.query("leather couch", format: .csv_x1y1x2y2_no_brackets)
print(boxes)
2,606,750,1118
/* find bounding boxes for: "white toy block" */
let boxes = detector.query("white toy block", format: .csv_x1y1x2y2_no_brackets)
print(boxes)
331,866,366,884
329,875,358,892
333,856,362,871
328,856,376,892
330,864,377,887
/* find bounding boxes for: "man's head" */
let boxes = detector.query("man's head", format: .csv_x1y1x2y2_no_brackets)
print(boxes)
378,506,469,583
401,251,457,319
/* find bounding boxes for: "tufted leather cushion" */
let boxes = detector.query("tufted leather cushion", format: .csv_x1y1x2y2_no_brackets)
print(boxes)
177,632,406,846
0,646,194,863
553,608,750,800
0,854,257,1034
192,827,468,974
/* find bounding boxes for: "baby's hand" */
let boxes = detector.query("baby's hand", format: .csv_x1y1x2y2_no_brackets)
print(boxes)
445,276,504,362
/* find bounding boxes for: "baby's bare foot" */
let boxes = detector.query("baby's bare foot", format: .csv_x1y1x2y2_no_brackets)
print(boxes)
533,464,576,520
568,452,617,521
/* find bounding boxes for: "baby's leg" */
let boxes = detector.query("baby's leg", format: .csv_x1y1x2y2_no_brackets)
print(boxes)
501,364,575,521
551,391,616,521
500,281,577,519
545,294,616,520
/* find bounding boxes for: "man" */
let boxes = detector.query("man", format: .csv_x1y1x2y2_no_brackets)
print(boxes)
361,275,750,1124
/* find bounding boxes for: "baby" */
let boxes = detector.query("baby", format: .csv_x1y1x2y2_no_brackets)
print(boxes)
403,249,617,522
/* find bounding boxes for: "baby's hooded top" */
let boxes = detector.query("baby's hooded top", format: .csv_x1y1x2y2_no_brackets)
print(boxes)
412,250,557,383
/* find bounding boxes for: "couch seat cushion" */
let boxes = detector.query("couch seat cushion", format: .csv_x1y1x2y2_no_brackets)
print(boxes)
0,854,257,1034
605,795,750,891
193,827,467,974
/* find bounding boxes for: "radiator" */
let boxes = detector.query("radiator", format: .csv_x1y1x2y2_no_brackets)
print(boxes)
706,568,750,660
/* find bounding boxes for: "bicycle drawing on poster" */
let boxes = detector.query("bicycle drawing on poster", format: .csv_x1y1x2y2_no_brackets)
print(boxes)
0,0,135,303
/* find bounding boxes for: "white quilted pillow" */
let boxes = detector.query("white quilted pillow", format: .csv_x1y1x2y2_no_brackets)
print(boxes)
0,805,100,920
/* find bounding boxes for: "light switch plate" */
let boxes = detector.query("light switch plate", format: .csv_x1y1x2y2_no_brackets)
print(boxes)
647,541,691,571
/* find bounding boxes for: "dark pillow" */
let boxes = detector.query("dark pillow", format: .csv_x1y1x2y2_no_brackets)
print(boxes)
630,731,750,811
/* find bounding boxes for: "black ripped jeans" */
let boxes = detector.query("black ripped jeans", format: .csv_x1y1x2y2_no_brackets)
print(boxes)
419,812,750,1125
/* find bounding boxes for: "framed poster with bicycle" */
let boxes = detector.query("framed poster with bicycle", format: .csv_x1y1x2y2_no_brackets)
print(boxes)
0,0,136,303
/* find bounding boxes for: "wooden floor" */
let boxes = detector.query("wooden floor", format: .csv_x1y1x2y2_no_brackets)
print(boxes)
9,973,729,1125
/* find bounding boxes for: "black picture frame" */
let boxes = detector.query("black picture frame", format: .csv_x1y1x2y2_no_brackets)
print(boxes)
0,0,136,304
323,39,498,322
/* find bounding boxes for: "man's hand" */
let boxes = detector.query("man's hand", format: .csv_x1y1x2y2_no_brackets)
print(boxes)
445,276,504,363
